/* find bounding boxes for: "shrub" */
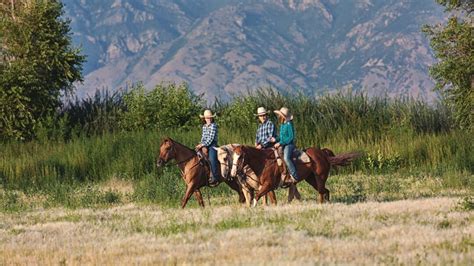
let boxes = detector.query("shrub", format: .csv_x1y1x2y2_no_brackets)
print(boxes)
120,83,203,131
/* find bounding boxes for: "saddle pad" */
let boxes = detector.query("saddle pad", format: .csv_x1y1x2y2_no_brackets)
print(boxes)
294,150,311,163
274,148,311,165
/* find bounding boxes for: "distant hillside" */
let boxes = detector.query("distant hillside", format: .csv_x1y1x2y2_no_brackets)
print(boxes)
63,0,444,101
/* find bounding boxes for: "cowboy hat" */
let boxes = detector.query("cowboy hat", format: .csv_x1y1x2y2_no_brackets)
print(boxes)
199,109,216,119
255,107,270,116
274,107,293,121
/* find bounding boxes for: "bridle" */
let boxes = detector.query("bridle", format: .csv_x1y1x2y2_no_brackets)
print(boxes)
218,148,234,181
233,151,246,177
160,141,196,167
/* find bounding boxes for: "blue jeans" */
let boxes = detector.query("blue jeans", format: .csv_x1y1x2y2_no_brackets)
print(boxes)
283,144,299,180
208,145,219,181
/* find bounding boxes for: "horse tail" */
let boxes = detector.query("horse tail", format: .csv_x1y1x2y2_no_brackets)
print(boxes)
321,148,335,157
327,152,362,167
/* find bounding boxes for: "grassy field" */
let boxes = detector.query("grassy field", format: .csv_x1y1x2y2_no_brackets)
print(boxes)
1,196,472,264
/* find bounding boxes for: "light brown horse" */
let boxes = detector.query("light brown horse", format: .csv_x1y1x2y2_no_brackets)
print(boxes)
156,137,245,208
215,145,301,207
231,145,360,205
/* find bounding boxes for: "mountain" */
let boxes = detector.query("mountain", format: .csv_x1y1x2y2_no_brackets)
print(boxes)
63,0,444,101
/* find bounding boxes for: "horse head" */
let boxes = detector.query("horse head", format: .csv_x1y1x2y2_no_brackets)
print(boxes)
230,145,245,177
213,145,233,180
156,137,176,168
215,144,239,181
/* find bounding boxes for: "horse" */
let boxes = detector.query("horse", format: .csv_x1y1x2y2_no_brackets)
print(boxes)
230,145,360,206
215,145,301,207
156,137,245,208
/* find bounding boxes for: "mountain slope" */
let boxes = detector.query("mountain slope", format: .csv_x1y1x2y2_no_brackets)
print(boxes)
63,0,444,101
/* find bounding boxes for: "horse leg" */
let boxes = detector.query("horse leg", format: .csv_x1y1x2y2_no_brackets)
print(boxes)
193,189,205,208
324,189,330,202
262,194,268,206
181,183,197,208
268,190,277,206
255,182,274,206
321,173,330,202
288,184,301,203
288,185,295,203
225,179,246,203
294,185,302,200
304,176,325,204
242,187,252,207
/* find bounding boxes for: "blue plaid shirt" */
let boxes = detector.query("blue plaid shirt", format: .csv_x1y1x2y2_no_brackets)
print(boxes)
255,119,276,148
200,122,218,147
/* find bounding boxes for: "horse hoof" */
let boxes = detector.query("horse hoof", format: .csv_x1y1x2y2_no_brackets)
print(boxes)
251,198,257,208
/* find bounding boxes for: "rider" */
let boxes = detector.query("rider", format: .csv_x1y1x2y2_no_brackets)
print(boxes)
273,107,299,184
195,109,220,185
255,107,276,149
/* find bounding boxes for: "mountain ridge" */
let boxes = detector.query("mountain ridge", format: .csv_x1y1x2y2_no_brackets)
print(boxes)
63,0,444,101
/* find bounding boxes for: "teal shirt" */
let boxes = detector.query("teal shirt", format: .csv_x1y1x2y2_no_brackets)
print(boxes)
277,121,295,145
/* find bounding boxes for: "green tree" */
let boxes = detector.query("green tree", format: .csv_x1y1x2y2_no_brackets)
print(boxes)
423,0,473,130
0,0,85,140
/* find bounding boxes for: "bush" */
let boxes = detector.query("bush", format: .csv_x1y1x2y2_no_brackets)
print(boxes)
120,83,203,131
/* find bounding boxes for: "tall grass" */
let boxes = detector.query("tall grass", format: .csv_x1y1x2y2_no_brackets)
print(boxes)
0,87,472,208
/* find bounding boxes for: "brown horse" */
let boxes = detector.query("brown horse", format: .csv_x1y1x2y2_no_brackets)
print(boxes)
215,145,301,207
230,145,360,205
156,137,245,208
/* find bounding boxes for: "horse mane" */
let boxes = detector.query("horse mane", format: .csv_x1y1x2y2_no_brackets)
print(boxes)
241,146,274,160
239,145,276,176
162,137,196,154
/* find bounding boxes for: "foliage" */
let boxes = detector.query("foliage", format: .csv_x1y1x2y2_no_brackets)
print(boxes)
62,89,126,138
217,89,454,147
423,0,473,129
119,83,203,131
0,0,85,140
0,91,472,208
0,86,34,141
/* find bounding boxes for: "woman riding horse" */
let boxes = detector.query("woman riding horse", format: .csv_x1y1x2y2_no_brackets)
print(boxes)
195,109,220,185
273,107,300,185
157,138,245,208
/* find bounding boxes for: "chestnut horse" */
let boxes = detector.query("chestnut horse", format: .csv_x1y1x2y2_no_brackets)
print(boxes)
231,145,360,205
156,137,245,208
215,145,301,207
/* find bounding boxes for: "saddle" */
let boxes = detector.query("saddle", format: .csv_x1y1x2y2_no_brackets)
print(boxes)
274,147,311,187
274,147,311,167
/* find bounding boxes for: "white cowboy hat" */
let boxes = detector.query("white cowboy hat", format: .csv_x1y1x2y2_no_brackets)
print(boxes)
274,107,293,121
199,109,216,119
255,107,269,116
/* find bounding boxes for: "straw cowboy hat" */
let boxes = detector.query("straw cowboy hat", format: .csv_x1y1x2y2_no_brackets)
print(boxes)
274,107,293,121
255,107,270,116
199,109,216,119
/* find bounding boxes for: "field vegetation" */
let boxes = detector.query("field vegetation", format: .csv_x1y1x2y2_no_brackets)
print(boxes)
1,197,472,264
0,84,472,211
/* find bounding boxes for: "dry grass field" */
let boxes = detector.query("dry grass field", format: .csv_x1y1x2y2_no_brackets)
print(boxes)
1,197,472,265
